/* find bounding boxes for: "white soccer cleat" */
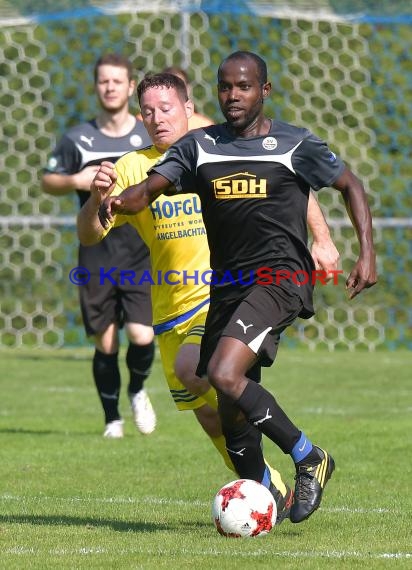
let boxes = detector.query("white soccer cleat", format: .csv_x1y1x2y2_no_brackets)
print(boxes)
103,419,124,438
129,389,156,435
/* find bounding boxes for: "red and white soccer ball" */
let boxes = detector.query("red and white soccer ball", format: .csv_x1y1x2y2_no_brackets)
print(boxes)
211,479,277,538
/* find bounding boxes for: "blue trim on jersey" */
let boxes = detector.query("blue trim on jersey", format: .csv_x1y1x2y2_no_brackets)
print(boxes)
153,298,210,335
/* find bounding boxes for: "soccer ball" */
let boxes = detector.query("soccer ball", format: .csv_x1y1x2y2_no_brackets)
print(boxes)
211,479,277,538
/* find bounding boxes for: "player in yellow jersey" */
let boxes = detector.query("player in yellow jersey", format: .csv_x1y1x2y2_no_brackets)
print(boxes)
101,148,218,437
78,73,340,523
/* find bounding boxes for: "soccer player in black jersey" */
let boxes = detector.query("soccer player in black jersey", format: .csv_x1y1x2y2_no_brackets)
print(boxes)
90,51,377,523
42,54,156,439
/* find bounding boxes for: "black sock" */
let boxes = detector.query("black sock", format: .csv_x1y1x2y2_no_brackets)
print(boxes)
236,380,301,453
222,420,266,481
92,349,121,424
126,341,155,395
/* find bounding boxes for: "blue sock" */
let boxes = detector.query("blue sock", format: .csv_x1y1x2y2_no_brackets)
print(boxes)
290,432,313,463
260,466,271,489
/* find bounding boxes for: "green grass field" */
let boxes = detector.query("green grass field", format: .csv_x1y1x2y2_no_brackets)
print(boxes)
0,347,410,569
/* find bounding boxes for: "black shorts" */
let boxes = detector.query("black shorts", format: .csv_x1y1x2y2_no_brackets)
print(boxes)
196,284,303,377
79,273,152,336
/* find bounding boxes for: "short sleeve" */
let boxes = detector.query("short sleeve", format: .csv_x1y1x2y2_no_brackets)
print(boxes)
292,134,346,190
43,135,80,175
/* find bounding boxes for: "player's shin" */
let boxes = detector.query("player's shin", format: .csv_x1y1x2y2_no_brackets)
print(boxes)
92,349,121,423
222,419,267,482
236,380,301,453
126,341,155,394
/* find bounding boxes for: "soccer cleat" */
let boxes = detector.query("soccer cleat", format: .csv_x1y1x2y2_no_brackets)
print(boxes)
129,389,157,435
269,482,294,525
103,419,124,438
290,446,335,523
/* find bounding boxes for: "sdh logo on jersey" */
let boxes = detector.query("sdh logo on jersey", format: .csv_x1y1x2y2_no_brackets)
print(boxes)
212,172,267,199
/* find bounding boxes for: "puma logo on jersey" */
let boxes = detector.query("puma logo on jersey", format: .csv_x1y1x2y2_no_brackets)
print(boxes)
253,408,272,426
204,133,220,145
236,319,253,334
80,135,94,148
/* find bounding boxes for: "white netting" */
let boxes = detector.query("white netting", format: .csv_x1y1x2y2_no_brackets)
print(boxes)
0,1,411,349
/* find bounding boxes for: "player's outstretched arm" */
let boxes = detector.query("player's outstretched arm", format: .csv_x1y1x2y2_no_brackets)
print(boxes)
307,191,340,281
332,167,377,298
76,160,117,246
42,165,100,196
98,173,172,228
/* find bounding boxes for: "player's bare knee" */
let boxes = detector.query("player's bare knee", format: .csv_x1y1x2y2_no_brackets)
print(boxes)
125,323,154,345
174,360,196,386
178,373,202,395
207,360,237,394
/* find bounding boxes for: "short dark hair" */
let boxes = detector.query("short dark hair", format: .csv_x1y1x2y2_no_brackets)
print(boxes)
94,54,134,83
218,51,268,84
137,72,189,105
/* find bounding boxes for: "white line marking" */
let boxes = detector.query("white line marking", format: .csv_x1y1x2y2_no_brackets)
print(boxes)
0,494,400,514
3,546,411,560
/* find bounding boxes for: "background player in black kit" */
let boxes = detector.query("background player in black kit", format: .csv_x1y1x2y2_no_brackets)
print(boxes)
42,54,157,438
92,51,377,522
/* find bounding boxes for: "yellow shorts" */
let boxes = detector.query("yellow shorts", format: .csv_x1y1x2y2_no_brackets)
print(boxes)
157,307,208,411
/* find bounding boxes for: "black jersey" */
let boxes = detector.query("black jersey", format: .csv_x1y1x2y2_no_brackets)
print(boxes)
44,119,152,273
151,120,345,315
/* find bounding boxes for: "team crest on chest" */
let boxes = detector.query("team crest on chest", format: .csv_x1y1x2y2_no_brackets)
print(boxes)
262,136,277,151
129,134,143,147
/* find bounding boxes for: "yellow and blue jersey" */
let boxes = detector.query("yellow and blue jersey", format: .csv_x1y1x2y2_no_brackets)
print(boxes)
103,146,210,329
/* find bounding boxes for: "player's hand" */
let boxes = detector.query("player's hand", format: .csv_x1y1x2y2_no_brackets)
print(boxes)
311,236,340,282
73,165,100,191
98,196,124,228
346,253,377,299
90,161,117,203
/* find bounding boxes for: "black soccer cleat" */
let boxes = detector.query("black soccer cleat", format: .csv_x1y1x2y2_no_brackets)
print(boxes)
269,482,294,525
290,446,335,523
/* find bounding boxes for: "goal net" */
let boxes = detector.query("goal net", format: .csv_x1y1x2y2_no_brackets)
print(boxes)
0,0,411,349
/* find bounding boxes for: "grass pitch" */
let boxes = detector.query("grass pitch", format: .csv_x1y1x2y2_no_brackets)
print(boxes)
0,347,410,569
